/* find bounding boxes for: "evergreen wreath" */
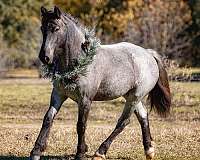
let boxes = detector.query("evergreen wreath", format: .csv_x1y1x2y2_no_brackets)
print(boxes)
41,28,101,90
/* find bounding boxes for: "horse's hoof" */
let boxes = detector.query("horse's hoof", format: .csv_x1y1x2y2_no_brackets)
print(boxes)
92,152,106,160
145,146,155,160
75,154,86,160
29,155,40,160
92,156,106,160
85,144,88,152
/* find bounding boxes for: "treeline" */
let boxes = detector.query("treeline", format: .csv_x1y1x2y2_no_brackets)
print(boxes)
0,0,199,70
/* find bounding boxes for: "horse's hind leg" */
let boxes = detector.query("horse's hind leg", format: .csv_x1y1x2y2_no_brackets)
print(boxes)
134,102,155,160
93,101,133,160
29,89,66,160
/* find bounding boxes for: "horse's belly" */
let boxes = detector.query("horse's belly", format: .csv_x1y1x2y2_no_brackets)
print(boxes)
94,73,134,101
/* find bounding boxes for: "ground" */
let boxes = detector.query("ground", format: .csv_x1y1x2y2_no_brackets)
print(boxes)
0,78,200,160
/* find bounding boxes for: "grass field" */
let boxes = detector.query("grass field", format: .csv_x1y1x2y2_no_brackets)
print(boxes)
0,78,200,160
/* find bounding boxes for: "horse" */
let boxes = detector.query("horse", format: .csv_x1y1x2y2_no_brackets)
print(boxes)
30,6,171,160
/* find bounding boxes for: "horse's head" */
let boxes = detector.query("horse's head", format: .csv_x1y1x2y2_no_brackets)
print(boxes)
39,6,67,65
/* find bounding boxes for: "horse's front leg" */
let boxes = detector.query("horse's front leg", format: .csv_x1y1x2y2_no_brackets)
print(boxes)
134,102,155,160
75,97,91,160
30,88,67,160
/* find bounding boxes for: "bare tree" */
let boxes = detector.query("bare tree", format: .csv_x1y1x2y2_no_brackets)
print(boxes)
124,1,194,66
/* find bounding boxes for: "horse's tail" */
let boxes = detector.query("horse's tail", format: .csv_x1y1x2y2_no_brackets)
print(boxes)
147,49,171,117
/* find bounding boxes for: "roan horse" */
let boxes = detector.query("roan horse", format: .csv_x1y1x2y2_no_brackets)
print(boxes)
30,6,171,160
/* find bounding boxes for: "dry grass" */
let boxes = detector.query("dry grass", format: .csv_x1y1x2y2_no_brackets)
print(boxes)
4,69,39,78
168,67,200,75
0,79,200,160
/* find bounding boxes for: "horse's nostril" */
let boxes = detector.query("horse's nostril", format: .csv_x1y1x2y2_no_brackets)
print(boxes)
45,56,50,63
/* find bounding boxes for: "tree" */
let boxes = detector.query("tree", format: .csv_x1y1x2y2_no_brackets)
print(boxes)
53,0,142,43
124,0,193,66
188,0,200,66
0,0,52,69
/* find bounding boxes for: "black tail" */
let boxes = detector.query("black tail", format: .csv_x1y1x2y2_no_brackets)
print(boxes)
147,50,171,117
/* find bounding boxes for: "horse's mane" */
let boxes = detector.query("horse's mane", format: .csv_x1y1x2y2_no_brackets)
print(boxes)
46,7,82,27
63,13,80,25
58,10,83,30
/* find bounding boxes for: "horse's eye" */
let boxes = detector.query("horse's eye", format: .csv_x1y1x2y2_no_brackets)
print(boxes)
54,26,60,32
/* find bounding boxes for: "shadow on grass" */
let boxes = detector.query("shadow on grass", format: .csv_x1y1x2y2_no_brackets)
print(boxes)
0,155,73,160
0,154,95,160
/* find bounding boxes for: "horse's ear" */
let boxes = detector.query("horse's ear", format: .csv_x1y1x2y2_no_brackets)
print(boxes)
41,6,47,17
54,6,61,19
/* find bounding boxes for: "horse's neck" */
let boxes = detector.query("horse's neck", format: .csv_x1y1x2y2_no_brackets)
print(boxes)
70,27,84,54
65,24,85,67
56,54,67,73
